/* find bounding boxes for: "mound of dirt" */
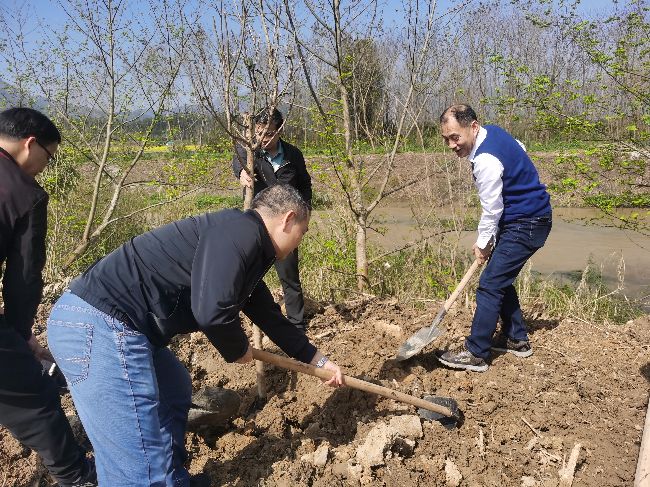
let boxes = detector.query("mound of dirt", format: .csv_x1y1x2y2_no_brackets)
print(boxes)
2,300,649,486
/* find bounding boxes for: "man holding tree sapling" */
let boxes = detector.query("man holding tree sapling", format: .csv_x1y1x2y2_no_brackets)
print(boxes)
233,108,312,333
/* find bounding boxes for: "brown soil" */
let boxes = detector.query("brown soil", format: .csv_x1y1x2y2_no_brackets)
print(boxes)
2,299,649,486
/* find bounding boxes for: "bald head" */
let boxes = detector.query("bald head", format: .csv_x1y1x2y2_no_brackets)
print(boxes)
440,104,478,128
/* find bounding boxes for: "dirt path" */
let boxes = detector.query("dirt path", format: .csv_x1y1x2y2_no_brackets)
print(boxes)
2,299,649,486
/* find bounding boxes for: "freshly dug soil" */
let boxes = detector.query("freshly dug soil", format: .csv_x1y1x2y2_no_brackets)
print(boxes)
2,298,649,486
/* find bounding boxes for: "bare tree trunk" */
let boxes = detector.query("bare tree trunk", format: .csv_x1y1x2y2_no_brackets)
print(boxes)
242,115,264,399
65,0,116,267
198,111,205,148
244,145,256,210
355,214,368,289
252,324,267,401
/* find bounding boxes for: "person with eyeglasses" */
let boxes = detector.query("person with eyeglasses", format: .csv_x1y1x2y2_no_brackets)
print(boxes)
36,138,55,164
0,107,98,486
233,107,313,334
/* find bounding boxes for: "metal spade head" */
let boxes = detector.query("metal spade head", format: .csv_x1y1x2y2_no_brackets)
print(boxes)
187,387,241,427
418,396,460,430
396,307,447,361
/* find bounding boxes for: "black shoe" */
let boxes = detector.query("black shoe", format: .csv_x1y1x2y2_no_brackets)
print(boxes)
54,458,97,487
491,333,533,357
190,473,212,487
435,344,488,372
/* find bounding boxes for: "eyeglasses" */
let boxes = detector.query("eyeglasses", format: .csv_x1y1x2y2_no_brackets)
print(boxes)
255,129,277,138
35,140,54,165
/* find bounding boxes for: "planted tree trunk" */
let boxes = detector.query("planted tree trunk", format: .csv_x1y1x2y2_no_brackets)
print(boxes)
252,326,267,401
356,215,369,289
244,146,255,210
242,119,265,402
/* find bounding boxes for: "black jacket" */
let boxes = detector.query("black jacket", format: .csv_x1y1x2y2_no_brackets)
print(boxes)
0,148,49,340
232,139,312,206
68,209,316,363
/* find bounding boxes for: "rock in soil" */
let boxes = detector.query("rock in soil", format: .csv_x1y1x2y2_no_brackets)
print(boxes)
389,415,423,439
445,457,462,486
355,423,398,467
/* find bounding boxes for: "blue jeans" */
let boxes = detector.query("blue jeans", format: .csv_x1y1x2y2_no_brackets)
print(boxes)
466,211,552,359
47,291,192,487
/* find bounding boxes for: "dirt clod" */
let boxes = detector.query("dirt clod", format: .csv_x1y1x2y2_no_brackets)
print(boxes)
445,457,463,486
356,423,398,467
389,415,423,439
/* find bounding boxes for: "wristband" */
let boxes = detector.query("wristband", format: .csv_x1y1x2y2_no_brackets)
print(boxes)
315,356,329,368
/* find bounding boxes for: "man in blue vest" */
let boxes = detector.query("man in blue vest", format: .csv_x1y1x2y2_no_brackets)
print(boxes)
435,104,552,372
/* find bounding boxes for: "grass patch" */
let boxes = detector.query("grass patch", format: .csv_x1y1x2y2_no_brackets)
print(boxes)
195,194,242,210
311,191,333,210
583,192,650,209
516,256,644,325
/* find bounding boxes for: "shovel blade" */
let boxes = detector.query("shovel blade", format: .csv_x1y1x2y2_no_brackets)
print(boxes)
187,387,241,427
418,396,460,430
396,306,447,361
396,322,446,362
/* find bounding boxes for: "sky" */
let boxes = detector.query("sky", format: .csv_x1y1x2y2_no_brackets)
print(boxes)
2,0,630,40
0,0,635,87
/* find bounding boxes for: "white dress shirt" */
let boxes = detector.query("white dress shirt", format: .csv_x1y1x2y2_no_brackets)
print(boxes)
468,126,526,249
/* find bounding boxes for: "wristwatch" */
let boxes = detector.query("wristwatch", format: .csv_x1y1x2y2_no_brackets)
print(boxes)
316,356,329,368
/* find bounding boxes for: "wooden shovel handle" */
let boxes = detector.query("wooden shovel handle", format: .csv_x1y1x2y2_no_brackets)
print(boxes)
251,348,454,418
444,260,480,312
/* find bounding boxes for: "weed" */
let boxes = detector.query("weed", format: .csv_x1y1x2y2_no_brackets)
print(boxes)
516,255,644,325
195,194,242,210
583,192,650,209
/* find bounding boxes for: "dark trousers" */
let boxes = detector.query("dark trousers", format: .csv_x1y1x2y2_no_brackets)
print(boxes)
274,248,304,326
0,326,87,485
466,211,553,359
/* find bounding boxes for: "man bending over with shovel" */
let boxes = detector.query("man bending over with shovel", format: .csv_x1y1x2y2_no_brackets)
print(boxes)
47,184,343,487
435,104,552,373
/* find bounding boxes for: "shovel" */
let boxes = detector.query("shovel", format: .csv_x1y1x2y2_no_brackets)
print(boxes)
252,348,461,430
396,260,480,361
187,386,241,427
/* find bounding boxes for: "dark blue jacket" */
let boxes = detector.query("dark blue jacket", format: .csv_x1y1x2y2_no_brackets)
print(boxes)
232,139,312,207
0,148,49,340
69,209,316,363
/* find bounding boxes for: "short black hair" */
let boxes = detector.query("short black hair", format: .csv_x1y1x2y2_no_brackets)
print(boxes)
440,104,478,128
0,107,61,144
251,184,310,223
255,107,284,129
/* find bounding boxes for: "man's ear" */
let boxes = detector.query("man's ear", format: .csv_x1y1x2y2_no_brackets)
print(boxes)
471,120,480,133
23,136,37,154
280,211,295,232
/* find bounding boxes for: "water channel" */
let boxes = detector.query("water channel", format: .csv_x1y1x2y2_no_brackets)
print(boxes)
356,204,649,304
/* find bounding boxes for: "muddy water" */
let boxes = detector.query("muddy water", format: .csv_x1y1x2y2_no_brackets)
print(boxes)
364,204,650,303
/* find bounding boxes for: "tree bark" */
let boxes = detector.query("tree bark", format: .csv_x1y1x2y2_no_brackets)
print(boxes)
244,145,256,210
355,214,368,289
252,325,267,402
242,115,265,401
